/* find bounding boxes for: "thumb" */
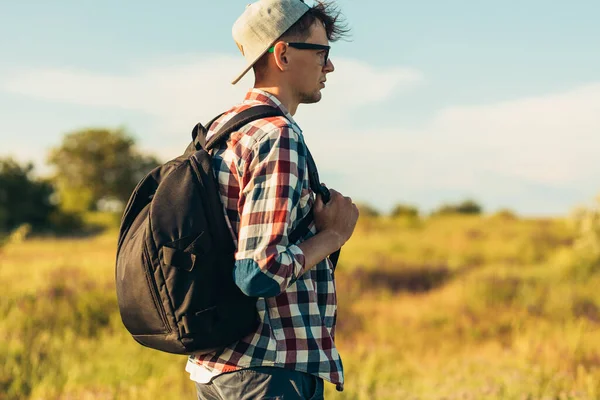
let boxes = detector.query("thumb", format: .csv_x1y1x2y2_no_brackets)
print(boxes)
314,193,324,213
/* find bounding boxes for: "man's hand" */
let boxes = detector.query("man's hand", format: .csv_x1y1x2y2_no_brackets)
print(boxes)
313,187,359,250
296,187,359,275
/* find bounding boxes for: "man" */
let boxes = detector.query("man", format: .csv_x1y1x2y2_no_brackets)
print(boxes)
187,1,358,398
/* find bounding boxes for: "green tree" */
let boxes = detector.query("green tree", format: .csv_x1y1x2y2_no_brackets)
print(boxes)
48,128,160,212
0,158,55,232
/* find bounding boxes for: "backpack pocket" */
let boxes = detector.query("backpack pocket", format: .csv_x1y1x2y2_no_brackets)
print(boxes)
116,205,170,336
160,231,218,320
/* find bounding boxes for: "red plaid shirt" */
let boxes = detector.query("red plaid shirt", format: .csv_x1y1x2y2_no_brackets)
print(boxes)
186,89,343,391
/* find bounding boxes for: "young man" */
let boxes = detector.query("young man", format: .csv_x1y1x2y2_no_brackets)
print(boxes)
187,1,358,398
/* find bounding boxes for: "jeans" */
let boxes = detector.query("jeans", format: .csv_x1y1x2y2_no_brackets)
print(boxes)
194,366,325,400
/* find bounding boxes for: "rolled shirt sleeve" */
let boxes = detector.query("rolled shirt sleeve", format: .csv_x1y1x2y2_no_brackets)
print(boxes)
233,124,307,298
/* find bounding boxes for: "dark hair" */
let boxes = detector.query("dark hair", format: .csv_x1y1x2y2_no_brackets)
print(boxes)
281,1,351,43
253,1,350,79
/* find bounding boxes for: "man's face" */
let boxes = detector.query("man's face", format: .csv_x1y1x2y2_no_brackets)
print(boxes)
288,21,335,105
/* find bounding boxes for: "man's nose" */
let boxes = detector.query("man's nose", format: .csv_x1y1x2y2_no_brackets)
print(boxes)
324,58,335,73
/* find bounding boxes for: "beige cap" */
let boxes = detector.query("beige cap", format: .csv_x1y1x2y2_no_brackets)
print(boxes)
231,0,310,85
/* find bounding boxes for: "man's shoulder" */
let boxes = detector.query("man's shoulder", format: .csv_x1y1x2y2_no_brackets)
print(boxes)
219,104,299,145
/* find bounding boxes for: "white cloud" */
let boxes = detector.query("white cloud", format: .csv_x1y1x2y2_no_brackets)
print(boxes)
3,55,422,135
313,59,424,112
2,56,599,215
3,54,248,134
302,82,600,214
428,83,600,185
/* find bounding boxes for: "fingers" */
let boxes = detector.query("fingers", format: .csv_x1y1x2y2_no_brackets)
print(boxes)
328,188,341,200
315,187,356,214
314,193,324,213
323,188,354,210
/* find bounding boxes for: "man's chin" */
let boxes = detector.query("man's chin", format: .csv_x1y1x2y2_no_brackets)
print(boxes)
301,91,322,104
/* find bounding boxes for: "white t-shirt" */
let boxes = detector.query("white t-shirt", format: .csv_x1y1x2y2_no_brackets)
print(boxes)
185,359,223,384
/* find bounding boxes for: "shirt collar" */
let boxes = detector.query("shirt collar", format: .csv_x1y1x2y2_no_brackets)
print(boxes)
243,88,302,133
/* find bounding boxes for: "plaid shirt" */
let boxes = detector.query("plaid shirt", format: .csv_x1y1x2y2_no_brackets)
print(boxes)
186,89,343,391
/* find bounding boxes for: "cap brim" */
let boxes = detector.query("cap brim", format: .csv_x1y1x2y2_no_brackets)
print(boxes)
231,45,274,85
231,64,253,85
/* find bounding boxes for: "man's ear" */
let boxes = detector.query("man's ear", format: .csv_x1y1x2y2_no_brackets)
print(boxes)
273,42,290,72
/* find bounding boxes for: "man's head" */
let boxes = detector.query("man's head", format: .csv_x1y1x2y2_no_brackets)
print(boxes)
232,0,349,106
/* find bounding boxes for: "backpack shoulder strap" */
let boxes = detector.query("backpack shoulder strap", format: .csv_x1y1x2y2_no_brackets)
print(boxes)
194,104,341,267
292,147,341,268
191,113,224,153
200,105,285,152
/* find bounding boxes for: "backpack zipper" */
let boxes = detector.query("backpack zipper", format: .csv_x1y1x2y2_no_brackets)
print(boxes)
143,242,171,333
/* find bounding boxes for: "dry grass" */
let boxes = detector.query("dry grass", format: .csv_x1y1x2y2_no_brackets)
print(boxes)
1,214,599,399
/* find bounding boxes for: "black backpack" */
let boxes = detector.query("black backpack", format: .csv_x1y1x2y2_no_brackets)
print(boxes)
115,106,338,355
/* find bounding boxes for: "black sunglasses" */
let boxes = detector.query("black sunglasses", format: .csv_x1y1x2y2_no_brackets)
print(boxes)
268,42,331,66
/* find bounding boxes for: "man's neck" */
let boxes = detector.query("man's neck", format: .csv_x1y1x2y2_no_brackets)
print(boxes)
253,85,299,116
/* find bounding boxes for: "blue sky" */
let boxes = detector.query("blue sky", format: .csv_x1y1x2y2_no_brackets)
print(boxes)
1,0,599,216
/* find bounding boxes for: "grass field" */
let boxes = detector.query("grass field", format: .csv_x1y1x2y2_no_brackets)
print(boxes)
1,212,600,399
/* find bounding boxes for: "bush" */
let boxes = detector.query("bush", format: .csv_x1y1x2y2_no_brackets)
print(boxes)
0,158,56,232
356,203,380,217
0,224,32,251
432,199,483,216
0,157,96,235
568,197,600,278
390,203,419,218
47,210,86,234
492,208,518,220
